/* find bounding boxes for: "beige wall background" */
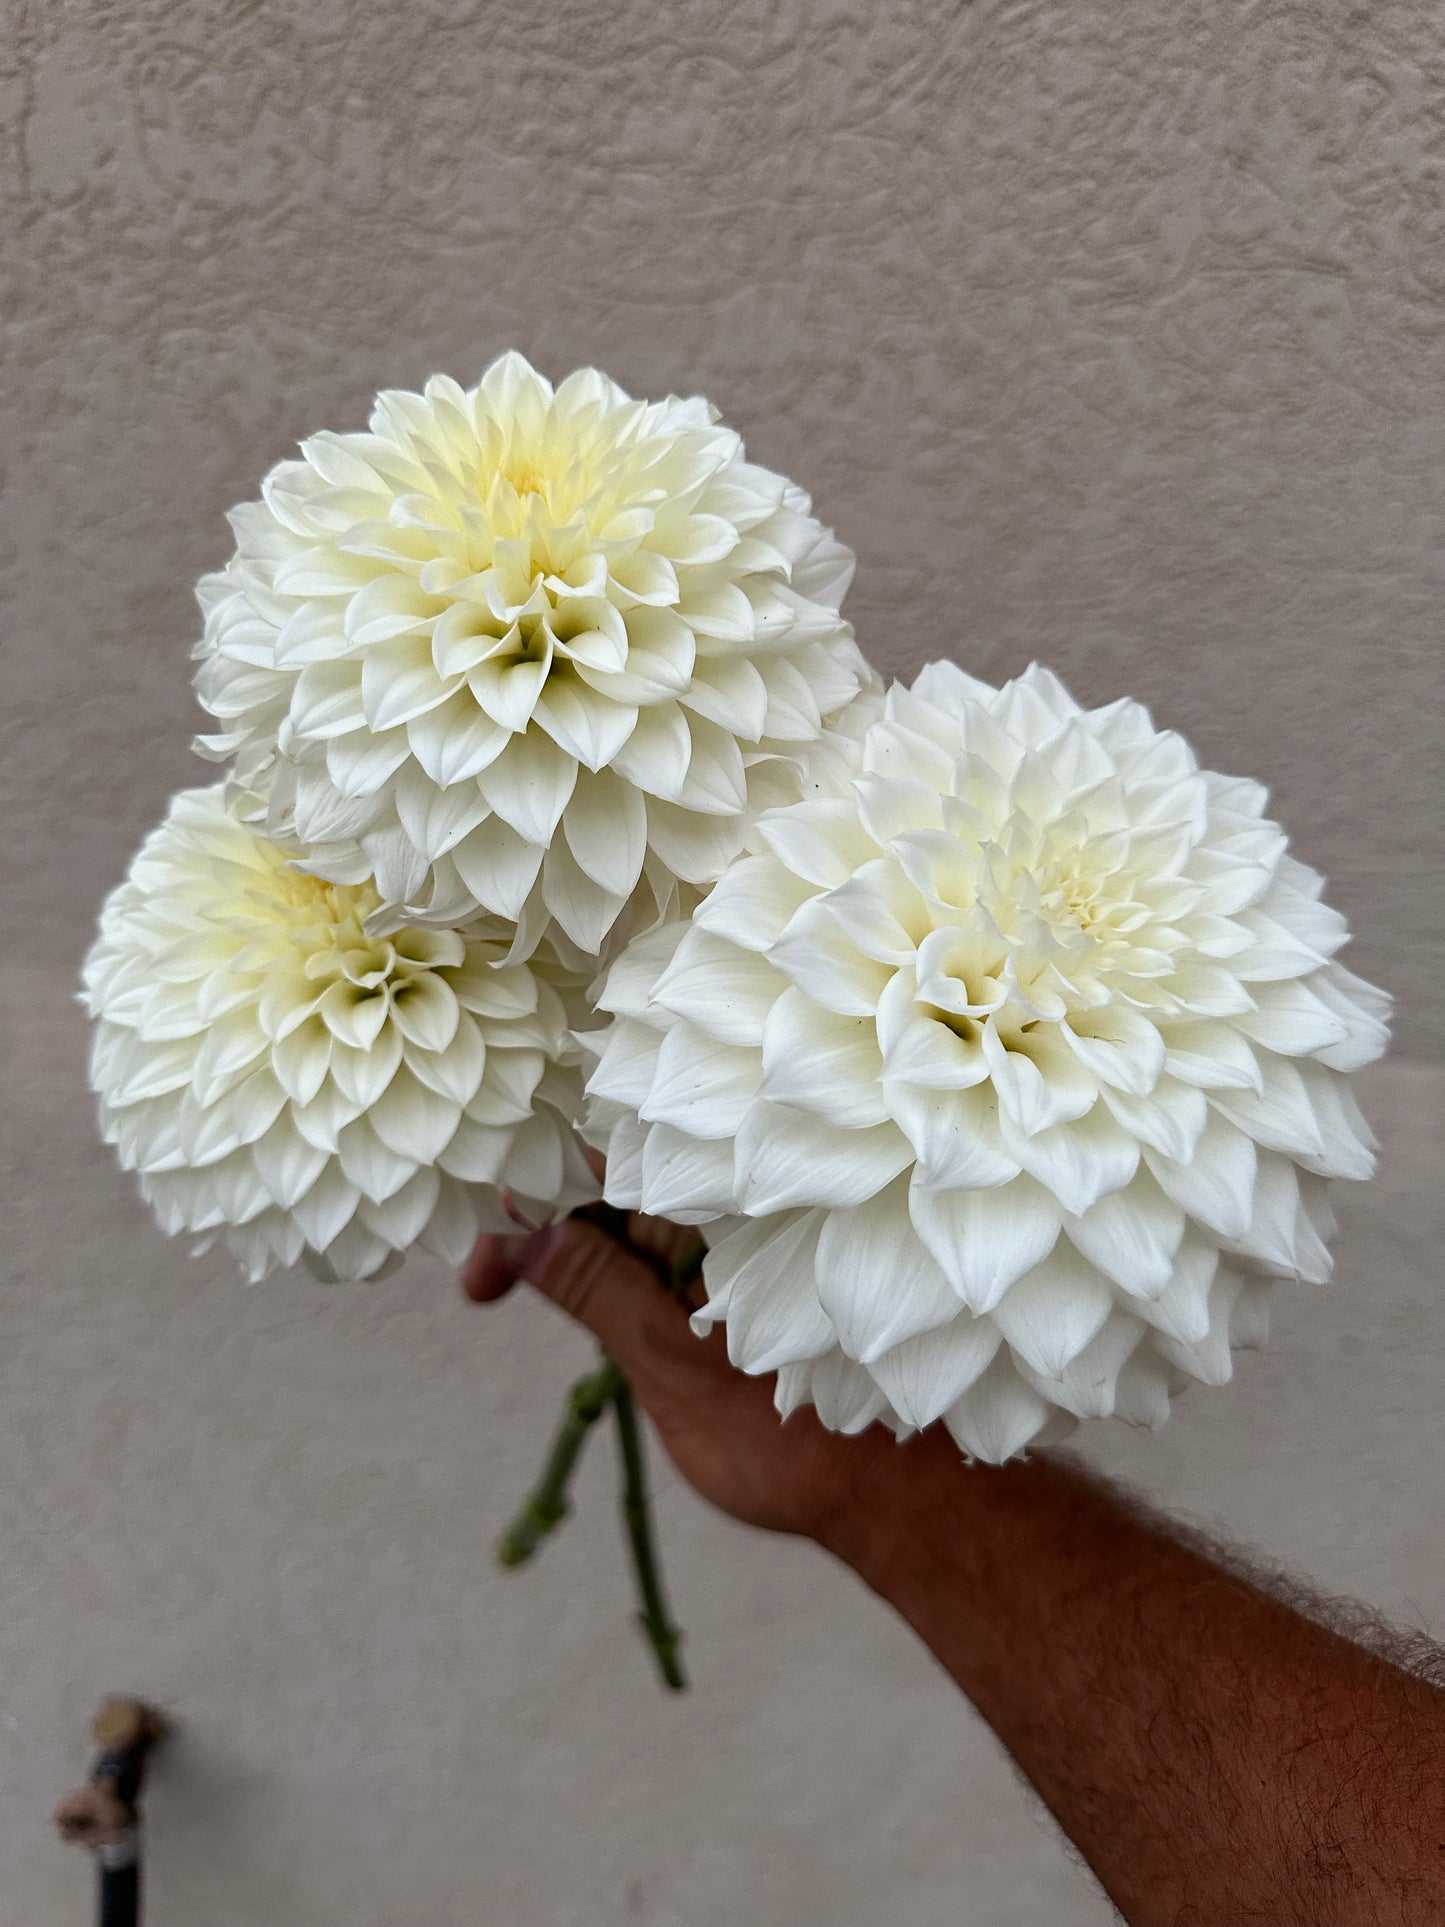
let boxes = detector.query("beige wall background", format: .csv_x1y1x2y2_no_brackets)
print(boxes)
3,3,1442,1921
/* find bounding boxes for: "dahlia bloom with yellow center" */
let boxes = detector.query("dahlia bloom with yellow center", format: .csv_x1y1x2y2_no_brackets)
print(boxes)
82,787,596,1282
194,353,869,957
585,663,1390,1461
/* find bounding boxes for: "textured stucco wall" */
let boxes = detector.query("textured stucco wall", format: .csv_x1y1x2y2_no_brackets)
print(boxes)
2,3,1442,1922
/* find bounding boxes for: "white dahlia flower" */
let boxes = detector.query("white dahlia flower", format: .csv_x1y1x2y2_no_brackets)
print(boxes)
194,352,869,956
586,663,1390,1462
82,787,597,1283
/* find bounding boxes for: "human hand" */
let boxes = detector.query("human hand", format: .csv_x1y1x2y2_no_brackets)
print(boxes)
462,1212,888,1543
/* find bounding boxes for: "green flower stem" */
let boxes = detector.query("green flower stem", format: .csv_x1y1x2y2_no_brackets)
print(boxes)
495,1353,624,1568
495,1212,704,1686
612,1375,687,1692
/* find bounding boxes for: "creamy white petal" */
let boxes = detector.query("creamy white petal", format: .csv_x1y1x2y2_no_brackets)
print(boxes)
992,1247,1115,1378
539,836,624,955
910,1176,1062,1315
639,1124,739,1222
760,989,888,1126
1144,1114,1257,1241
587,1016,668,1110
768,897,894,1016
868,1317,1002,1430
1235,978,1350,1058
1065,1176,1185,1298
651,929,784,1045
477,732,579,848
1003,1103,1140,1217
733,1106,914,1215
1152,1269,1243,1386
450,817,546,921
358,1164,442,1249
889,1083,1021,1189
1107,1341,1176,1428
337,1116,419,1204
690,853,818,954
1027,1311,1150,1421
639,1021,762,1138
755,799,880,888
560,767,648,901
944,1355,1054,1462
1228,1274,1273,1350
1133,1235,1220,1346
814,1180,961,1363
808,1350,891,1435
1207,1055,1331,1163
1099,1077,1207,1163
252,1113,331,1209
696,1210,835,1373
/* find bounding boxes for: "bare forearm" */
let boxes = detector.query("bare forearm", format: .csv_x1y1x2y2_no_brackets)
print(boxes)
822,1437,1445,1927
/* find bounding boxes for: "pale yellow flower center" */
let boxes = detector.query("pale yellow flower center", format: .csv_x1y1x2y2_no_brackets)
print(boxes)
252,858,449,995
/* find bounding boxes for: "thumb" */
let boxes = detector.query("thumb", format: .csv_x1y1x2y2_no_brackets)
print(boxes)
466,1218,684,1370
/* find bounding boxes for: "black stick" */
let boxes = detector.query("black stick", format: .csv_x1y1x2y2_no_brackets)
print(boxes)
54,1700,163,1927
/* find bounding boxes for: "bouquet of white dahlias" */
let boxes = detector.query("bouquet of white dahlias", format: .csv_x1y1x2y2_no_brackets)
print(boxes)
83,353,1388,1689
